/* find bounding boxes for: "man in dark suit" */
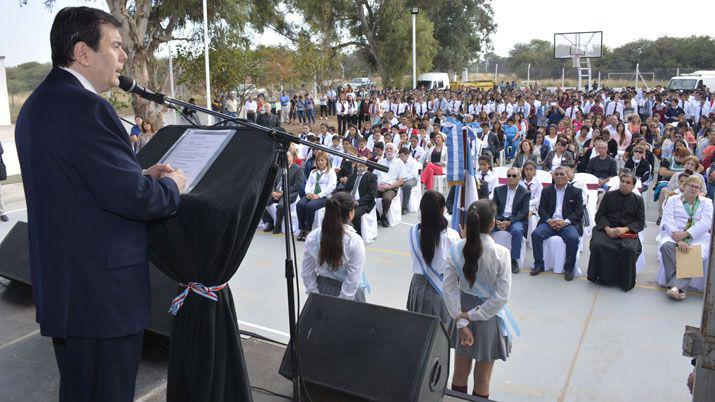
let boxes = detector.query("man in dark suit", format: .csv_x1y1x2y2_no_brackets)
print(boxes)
338,156,378,236
530,166,584,281
14,8,185,402
262,148,304,233
492,167,531,274
256,103,281,129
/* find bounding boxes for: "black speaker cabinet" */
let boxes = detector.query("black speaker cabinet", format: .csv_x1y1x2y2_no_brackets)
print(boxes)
0,222,31,284
280,293,450,401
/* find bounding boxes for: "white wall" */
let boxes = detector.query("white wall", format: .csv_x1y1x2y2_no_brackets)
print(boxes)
0,57,10,126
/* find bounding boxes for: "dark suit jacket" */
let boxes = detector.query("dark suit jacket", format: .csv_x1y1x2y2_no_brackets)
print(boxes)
493,184,530,225
15,68,181,338
537,183,584,236
272,163,304,203
342,171,377,210
256,112,281,129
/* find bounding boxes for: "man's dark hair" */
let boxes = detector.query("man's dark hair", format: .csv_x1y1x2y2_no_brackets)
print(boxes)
398,147,410,156
50,7,122,68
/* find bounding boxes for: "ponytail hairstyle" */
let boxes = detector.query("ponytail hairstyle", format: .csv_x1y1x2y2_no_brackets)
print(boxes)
462,200,496,286
319,192,355,270
419,190,448,266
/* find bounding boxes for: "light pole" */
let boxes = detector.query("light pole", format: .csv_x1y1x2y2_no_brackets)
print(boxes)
202,0,212,124
411,7,419,89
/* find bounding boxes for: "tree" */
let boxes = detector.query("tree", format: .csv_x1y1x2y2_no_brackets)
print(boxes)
409,0,496,73
27,0,289,128
292,0,437,87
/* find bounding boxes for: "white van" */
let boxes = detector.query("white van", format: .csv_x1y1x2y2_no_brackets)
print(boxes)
666,71,715,91
417,72,450,90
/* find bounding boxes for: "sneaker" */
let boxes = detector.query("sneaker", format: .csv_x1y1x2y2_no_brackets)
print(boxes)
0,215,8,222
666,287,685,300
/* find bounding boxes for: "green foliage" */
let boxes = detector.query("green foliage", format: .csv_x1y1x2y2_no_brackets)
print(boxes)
409,0,496,72
6,62,52,94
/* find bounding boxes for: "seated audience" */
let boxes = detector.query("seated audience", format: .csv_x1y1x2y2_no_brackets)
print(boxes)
262,148,304,234
493,167,531,274
530,166,584,280
297,153,337,240
376,143,407,227
337,156,378,236
398,147,421,214
587,170,645,291
420,132,448,190
659,175,713,300
542,139,574,172
586,139,618,189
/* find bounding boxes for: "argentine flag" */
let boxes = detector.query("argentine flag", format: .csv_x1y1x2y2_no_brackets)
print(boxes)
448,125,479,232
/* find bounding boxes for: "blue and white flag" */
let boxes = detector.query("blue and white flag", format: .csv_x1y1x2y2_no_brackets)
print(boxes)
449,125,479,232
442,120,464,184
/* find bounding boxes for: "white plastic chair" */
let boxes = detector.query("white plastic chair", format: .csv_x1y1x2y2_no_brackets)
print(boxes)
526,213,539,248
535,170,552,187
267,199,300,235
433,174,448,196
361,206,378,244
375,188,403,227
573,173,599,237
542,235,584,276
408,184,421,213
492,230,526,269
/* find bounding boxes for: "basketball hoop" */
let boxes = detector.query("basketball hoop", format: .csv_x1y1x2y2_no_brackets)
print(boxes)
571,54,581,68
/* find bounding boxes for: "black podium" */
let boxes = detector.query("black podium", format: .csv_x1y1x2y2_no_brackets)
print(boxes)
137,125,279,402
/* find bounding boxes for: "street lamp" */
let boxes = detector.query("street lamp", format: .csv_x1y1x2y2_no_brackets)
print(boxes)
411,7,419,89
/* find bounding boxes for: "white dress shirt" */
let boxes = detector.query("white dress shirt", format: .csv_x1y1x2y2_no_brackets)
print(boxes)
502,186,517,218
378,157,407,185
59,67,97,94
301,225,366,299
553,184,567,221
304,168,337,198
411,228,461,276
245,100,258,112
403,156,421,181
443,236,511,329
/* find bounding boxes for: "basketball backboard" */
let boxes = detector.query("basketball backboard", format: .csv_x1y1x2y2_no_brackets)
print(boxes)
554,31,603,59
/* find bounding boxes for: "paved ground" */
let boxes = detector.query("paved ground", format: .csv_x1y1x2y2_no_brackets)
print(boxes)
0,178,703,402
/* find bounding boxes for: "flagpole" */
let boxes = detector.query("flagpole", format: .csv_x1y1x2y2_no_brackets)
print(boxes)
460,127,468,229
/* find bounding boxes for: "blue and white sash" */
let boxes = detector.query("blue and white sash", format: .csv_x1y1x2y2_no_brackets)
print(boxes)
324,267,372,294
408,225,444,296
449,243,521,341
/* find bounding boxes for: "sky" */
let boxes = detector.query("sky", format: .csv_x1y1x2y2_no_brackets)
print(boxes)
1,0,714,67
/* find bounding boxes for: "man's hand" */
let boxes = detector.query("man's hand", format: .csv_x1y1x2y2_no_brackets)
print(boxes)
377,182,391,192
272,191,283,200
339,176,348,184
144,163,175,180
163,169,187,194
598,178,609,186
459,327,474,346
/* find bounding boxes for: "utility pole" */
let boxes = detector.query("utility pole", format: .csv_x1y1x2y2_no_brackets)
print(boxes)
411,7,419,89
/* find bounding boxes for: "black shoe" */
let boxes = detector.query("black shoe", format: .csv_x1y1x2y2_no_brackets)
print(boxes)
530,266,543,276
262,224,274,232
272,226,282,234
656,217,661,225
565,271,575,281
297,230,307,241
0,215,7,222
511,259,519,274
380,217,390,227
402,209,408,215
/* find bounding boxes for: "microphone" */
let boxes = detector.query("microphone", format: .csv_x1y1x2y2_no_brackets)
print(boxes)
118,75,166,105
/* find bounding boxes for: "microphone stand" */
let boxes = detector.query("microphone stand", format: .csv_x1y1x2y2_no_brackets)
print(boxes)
137,91,388,402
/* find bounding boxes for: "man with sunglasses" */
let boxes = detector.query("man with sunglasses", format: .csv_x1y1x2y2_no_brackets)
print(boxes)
530,166,584,280
493,167,531,274
587,170,645,291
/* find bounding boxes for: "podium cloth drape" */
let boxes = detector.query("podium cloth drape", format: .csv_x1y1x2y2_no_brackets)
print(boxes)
137,125,280,402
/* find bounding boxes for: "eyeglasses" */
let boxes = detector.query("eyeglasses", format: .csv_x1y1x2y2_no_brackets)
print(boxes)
633,150,644,154
507,174,519,178
686,184,701,190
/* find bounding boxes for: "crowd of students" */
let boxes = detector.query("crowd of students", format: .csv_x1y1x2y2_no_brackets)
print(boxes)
259,82,714,398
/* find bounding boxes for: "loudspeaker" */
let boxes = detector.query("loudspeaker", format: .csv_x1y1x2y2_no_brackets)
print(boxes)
280,293,449,402
0,222,30,284
0,221,176,338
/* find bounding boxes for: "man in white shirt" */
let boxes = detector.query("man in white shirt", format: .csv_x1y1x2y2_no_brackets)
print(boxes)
225,91,238,119
530,166,584,281
377,143,406,226
493,167,531,273
245,96,258,122
398,147,420,215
